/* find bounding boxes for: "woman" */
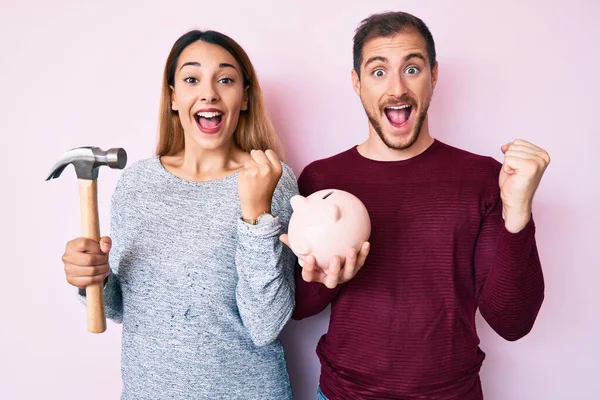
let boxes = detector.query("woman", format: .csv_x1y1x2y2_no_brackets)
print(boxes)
61,30,298,399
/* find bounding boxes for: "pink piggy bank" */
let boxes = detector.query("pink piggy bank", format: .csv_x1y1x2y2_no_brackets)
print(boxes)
287,189,371,270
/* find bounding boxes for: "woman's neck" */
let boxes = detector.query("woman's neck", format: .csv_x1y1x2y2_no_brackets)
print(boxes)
161,140,249,182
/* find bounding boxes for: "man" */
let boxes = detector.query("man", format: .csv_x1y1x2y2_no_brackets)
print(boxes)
281,11,549,400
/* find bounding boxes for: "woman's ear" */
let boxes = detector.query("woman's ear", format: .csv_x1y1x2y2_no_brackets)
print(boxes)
241,86,249,111
170,85,178,111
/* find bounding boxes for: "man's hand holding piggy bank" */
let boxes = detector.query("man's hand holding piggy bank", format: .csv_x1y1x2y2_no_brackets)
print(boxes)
280,189,371,289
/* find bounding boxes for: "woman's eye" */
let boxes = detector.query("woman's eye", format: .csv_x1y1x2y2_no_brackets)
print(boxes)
218,77,234,84
184,77,198,84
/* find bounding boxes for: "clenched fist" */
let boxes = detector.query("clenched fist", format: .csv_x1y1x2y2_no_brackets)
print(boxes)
238,149,283,220
62,237,112,289
499,139,550,233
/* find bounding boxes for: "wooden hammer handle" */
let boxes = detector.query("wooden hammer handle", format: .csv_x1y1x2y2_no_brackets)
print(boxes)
78,179,107,333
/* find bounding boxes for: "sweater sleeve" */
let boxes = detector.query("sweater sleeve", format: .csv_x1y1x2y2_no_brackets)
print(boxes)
475,188,545,341
77,176,125,324
234,164,299,346
291,164,343,320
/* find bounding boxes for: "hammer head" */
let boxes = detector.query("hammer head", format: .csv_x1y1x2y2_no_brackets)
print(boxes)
46,146,127,181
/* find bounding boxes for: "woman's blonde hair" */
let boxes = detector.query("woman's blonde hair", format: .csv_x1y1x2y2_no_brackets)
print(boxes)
156,30,284,159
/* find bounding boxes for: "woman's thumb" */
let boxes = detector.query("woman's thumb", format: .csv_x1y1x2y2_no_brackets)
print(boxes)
99,236,112,253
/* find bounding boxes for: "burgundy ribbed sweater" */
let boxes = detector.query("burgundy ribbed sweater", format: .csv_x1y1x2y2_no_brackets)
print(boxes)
292,140,544,400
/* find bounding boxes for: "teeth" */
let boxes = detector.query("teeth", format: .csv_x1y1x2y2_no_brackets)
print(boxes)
196,111,223,118
386,105,411,110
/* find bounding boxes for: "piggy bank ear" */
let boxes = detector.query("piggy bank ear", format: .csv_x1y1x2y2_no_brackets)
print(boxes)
324,204,340,222
290,195,307,211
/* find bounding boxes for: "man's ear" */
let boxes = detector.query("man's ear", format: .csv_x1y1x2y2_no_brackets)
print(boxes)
351,69,361,97
431,62,439,90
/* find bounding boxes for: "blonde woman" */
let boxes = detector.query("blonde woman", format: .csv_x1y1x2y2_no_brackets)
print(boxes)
61,30,297,399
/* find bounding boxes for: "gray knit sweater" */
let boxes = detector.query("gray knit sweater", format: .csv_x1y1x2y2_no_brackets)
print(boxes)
79,156,298,399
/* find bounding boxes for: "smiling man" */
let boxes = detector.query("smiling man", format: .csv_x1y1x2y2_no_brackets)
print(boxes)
289,11,550,400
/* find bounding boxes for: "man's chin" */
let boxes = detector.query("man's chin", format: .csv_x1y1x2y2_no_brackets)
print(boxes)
379,129,419,151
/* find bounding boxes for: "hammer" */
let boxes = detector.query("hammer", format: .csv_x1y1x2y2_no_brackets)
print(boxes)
46,146,127,333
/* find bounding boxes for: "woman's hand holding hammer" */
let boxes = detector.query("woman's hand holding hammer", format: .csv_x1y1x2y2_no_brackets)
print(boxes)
62,237,112,289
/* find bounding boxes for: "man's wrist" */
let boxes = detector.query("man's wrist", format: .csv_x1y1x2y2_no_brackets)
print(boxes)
503,206,532,233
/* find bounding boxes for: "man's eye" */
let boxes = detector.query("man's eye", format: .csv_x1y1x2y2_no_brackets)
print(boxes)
405,67,420,75
373,69,386,78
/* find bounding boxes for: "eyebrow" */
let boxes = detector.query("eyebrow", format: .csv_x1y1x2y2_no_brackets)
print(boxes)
404,53,426,63
364,56,388,69
179,62,238,71
364,52,427,69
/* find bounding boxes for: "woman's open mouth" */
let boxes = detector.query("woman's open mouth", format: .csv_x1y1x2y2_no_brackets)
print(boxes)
195,110,224,134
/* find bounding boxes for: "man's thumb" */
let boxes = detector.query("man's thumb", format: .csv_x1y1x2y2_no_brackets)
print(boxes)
99,236,112,253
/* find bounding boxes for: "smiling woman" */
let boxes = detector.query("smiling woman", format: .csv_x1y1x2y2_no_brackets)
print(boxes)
59,29,299,400
157,30,282,162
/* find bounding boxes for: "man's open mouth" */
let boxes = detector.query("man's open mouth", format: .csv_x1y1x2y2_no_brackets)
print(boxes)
384,104,413,127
